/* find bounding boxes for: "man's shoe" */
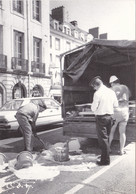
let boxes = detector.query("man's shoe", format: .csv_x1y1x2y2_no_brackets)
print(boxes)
96,161,110,166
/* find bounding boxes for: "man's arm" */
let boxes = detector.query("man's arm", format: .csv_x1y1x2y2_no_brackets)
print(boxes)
29,121,37,136
91,92,100,112
113,91,119,108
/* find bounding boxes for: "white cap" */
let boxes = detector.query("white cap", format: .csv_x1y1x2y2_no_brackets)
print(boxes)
109,75,118,83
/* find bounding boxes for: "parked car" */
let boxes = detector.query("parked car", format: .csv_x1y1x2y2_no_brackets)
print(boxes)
0,97,63,131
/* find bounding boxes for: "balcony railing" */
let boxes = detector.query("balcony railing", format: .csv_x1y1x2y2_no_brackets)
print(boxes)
0,54,7,70
31,61,45,74
11,57,28,72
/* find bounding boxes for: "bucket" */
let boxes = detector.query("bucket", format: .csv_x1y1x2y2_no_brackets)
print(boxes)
0,153,7,165
53,147,69,162
53,142,69,162
68,138,80,152
15,151,33,169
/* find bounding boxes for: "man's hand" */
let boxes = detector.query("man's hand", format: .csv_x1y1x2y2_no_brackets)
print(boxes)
33,131,38,137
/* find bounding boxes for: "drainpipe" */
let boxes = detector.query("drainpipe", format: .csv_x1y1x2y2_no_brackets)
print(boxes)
26,0,30,97
60,55,65,116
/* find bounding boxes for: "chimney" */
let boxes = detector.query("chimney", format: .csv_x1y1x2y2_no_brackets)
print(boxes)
99,33,108,39
89,27,99,38
70,21,78,27
51,6,65,23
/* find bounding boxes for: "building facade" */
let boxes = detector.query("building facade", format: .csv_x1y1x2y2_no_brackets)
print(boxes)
49,6,93,102
0,0,50,107
0,2,106,107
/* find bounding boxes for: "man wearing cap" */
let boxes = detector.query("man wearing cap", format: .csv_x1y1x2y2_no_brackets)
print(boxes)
16,99,47,152
109,75,130,155
90,76,118,165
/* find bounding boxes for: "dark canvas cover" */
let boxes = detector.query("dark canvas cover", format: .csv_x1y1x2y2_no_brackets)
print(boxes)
63,39,136,83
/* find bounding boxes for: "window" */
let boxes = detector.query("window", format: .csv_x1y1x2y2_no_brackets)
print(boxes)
44,98,60,108
64,26,67,34
63,26,71,35
33,37,41,62
12,100,23,110
50,54,52,63
32,0,41,22
66,41,71,51
0,0,2,9
87,34,93,42
13,0,23,14
0,86,3,108
55,56,60,67
55,38,60,50
0,100,23,110
0,25,3,54
14,30,24,62
67,28,71,35
50,36,52,48
74,31,78,38
54,22,59,30
80,33,85,41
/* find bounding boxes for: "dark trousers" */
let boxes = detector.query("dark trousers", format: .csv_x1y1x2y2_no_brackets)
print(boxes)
16,113,32,152
96,115,113,164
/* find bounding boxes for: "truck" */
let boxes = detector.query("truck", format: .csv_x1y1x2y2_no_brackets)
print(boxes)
60,39,136,142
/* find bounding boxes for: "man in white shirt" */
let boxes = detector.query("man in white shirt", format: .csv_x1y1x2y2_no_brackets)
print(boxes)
90,76,118,165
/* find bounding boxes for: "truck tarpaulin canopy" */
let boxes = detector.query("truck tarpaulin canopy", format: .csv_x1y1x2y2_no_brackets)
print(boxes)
63,39,136,83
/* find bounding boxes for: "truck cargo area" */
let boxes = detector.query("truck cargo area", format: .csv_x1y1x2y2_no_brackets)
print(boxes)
60,39,136,142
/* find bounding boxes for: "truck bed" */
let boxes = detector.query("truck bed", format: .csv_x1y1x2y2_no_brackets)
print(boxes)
63,115,136,142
